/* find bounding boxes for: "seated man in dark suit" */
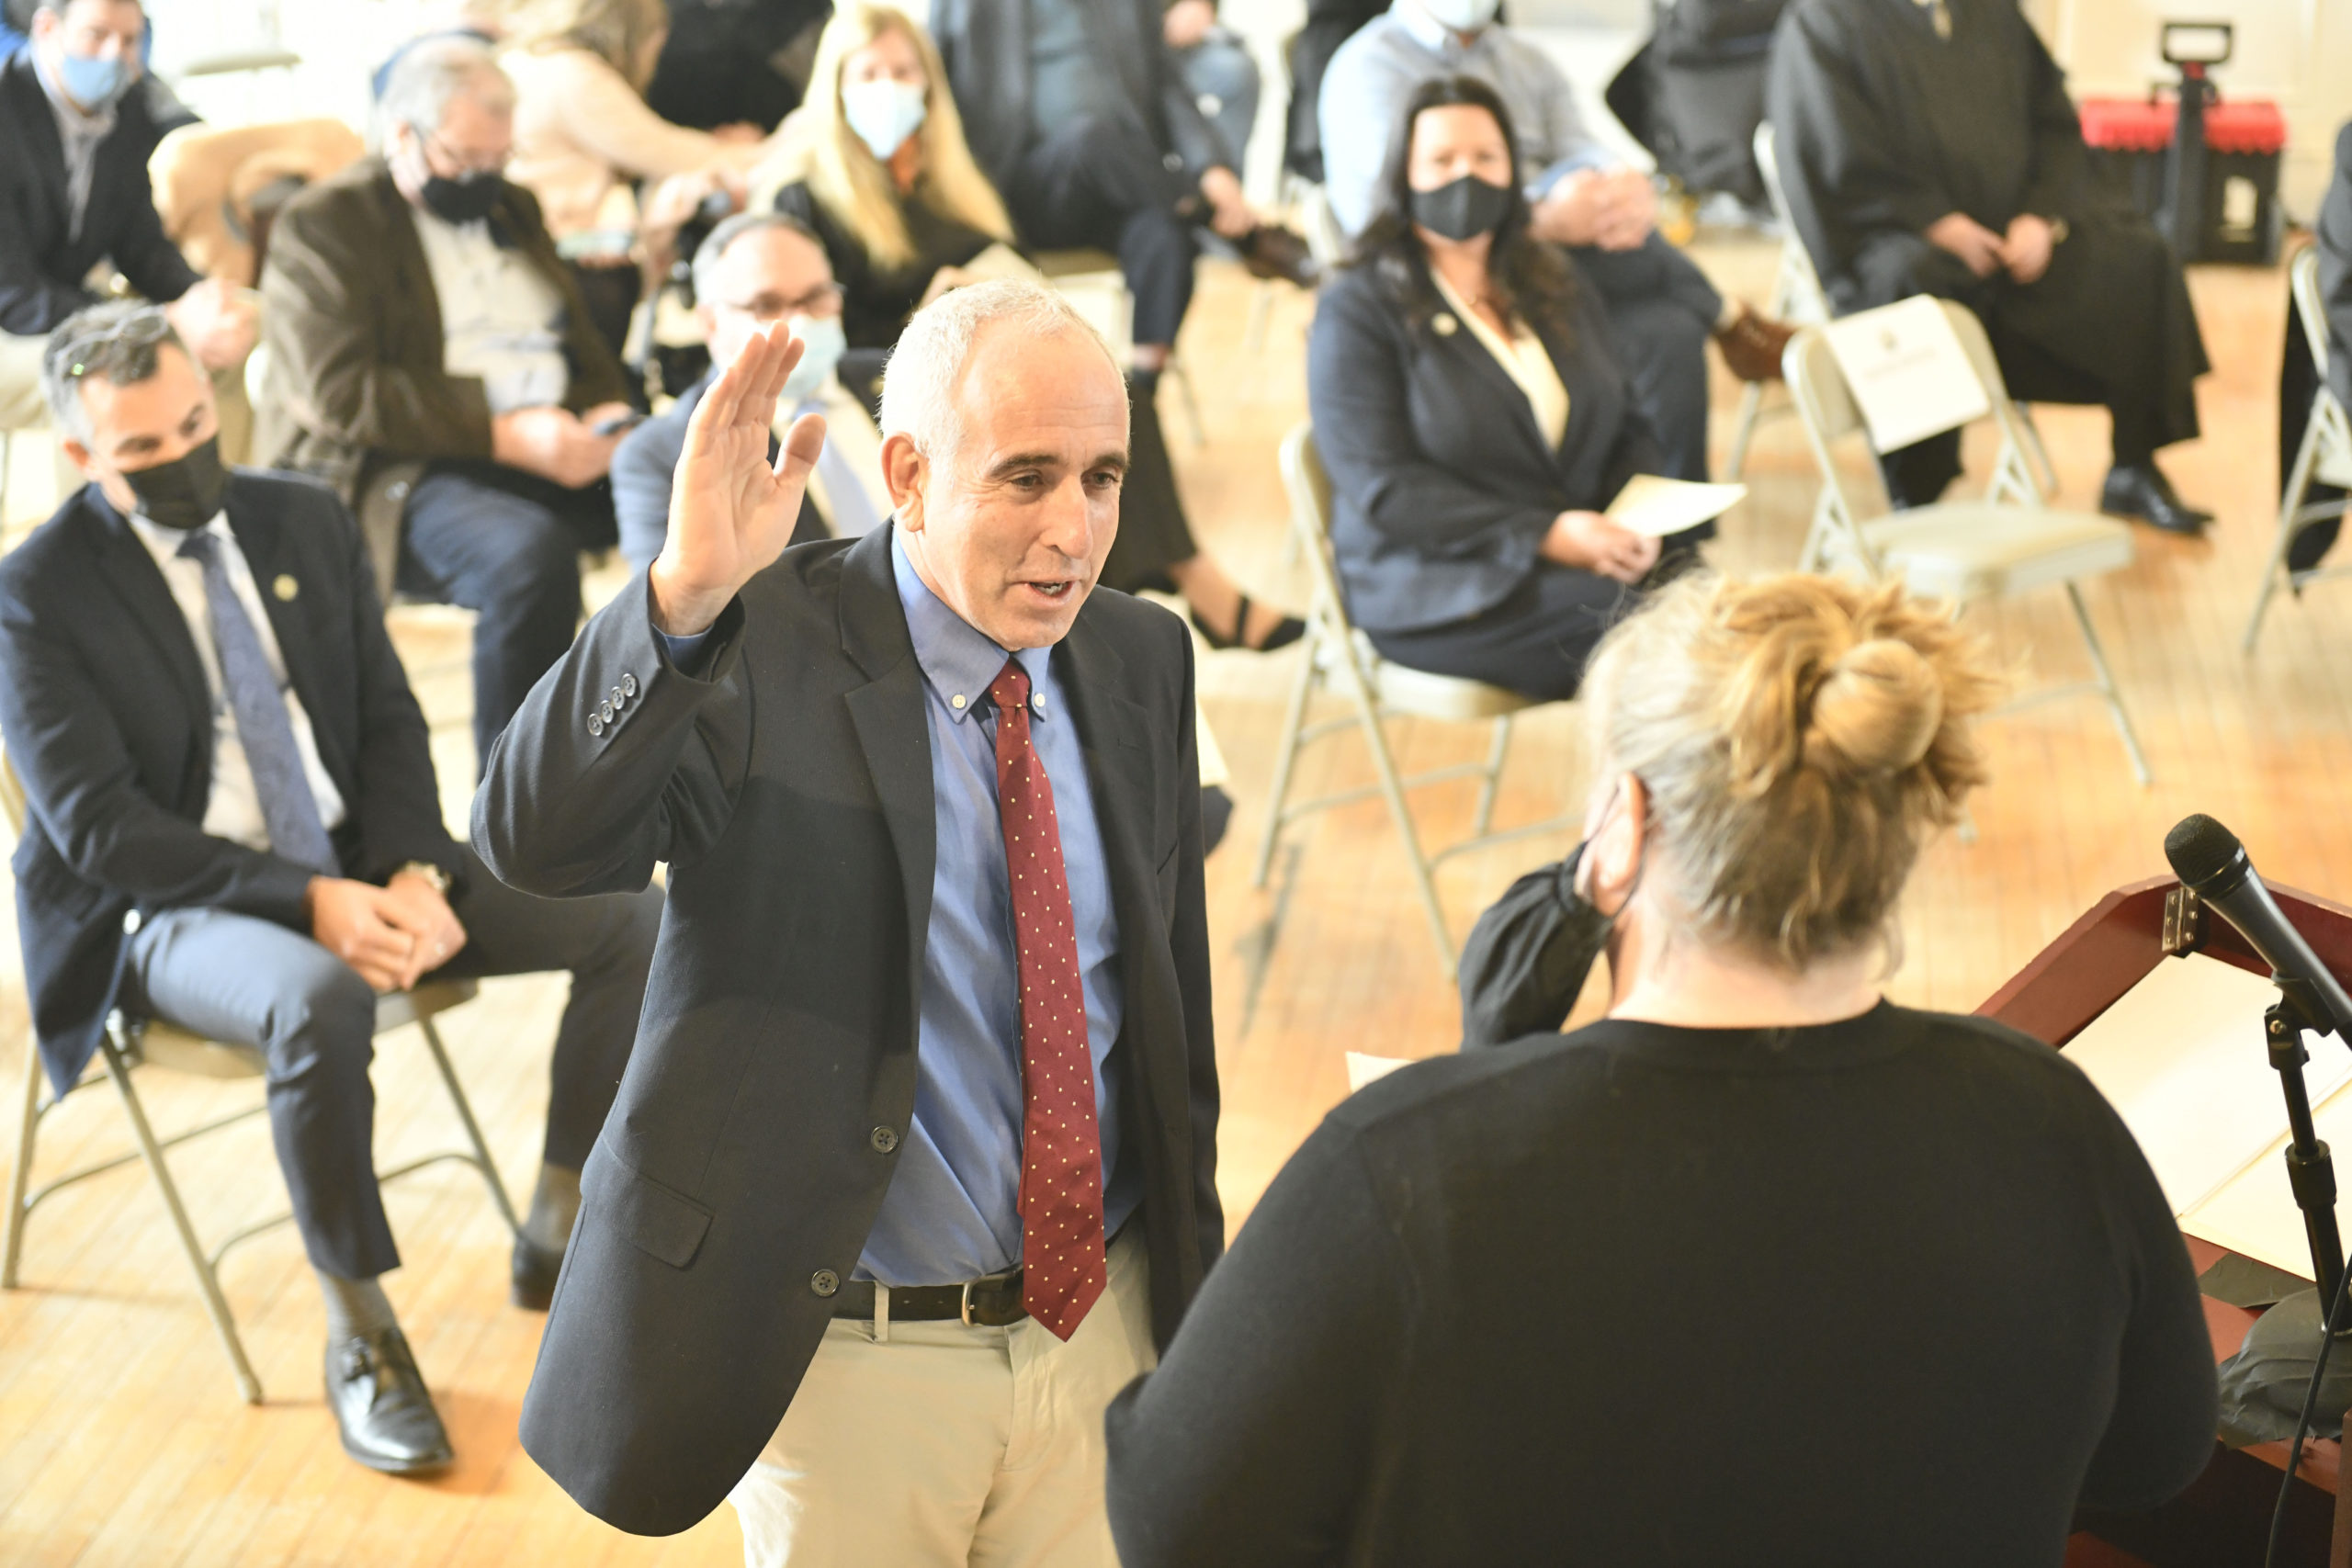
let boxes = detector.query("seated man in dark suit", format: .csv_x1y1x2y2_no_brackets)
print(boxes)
258,36,637,774
1767,0,2211,527
613,212,882,574
930,0,1316,385
0,302,663,1476
0,0,255,452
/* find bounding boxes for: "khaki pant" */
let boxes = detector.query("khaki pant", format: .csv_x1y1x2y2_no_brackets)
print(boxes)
728,1227,1155,1568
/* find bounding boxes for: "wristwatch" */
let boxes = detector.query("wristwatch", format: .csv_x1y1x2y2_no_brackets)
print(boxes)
393,860,453,896
2046,216,2070,245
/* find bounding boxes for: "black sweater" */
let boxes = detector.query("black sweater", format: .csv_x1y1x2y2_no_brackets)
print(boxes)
1105,1003,2219,1567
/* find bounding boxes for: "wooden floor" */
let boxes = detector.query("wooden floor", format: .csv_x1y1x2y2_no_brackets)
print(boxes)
3,234,2346,1563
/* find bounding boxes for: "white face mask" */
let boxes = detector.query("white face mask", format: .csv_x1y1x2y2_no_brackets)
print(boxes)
780,313,848,401
840,77,929,163
1419,0,1501,32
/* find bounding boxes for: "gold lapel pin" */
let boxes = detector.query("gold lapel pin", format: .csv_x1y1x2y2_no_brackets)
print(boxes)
273,574,299,602
1432,311,1459,337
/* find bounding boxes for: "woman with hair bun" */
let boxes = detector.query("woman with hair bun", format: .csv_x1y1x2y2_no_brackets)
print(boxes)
1104,573,2220,1567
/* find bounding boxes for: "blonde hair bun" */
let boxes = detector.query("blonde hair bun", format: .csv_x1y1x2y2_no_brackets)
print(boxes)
1805,637,1944,776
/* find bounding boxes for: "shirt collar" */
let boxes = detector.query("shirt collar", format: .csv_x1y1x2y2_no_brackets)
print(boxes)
888,526,1051,725
1393,0,1486,59
127,508,232,566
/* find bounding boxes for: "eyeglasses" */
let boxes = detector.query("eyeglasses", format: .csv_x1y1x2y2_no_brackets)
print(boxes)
414,125,510,179
717,282,847,321
58,310,172,379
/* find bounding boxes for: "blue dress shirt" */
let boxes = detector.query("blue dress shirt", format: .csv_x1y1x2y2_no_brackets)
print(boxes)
654,532,1136,1285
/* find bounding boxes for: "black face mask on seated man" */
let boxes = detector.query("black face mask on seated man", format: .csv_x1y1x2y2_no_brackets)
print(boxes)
420,169,503,227
1409,174,1514,243
120,434,231,532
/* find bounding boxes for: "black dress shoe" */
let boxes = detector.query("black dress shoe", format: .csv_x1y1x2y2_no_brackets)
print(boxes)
326,1326,453,1476
1192,592,1305,653
2100,463,2212,535
1238,224,1322,289
512,1233,564,1312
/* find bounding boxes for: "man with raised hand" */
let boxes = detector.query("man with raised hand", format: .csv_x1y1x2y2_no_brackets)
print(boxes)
474,279,1221,1565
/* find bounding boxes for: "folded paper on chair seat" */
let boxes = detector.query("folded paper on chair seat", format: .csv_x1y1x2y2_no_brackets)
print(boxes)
2064,953,2352,1280
1822,295,1993,451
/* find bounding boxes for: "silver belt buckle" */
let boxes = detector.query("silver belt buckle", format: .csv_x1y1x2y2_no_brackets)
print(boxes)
959,1279,977,1327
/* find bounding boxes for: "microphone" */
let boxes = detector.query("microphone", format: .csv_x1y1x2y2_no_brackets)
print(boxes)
2165,814,2352,1038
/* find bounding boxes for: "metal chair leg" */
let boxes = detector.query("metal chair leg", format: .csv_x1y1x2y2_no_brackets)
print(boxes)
1336,660,1457,976
2245,416,2326,653
2,1040,42,1289
1165,355,1206,446
1243,279,1276,356
1251,636,1323,888
1469,716,1512,840
2066,582,2153,788
416,1017,519,1237
1724,381,1765,479
2014,403,2058,500
99,1034,264,1404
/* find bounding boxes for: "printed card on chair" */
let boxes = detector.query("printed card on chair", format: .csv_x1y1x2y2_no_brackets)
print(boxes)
1821,294,1993,452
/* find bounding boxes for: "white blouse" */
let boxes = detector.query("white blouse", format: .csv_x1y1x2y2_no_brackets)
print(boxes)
1430,265,1570,451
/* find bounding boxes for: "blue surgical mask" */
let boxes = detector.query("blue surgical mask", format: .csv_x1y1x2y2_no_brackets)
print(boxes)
56,48,128,108
780,314,848,401
840,77,928,164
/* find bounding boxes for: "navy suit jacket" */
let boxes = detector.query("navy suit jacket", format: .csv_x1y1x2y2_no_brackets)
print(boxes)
0,50,198,336
1306,261,1660,635
0,473,460,1096
473,528,1220,1534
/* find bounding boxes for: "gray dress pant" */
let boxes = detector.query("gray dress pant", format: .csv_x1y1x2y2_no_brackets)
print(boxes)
123,845,662,1280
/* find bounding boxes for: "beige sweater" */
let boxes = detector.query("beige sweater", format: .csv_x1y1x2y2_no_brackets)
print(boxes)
503,47,768,238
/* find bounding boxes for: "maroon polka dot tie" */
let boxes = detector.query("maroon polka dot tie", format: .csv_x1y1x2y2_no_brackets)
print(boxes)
988,658,1106,1340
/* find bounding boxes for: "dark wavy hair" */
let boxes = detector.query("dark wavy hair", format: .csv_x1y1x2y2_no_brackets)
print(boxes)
1344,74,1577,344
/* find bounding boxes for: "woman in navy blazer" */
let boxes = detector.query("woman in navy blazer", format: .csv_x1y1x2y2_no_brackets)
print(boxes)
1307,75,1686,701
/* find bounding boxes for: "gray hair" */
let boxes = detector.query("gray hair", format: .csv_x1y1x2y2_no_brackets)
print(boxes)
40,300,188,446
878,279,1122,466
33,0,145,16
691,210,826,308
373,35,515,152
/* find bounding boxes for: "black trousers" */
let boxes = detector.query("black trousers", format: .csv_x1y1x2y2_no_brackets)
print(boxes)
1851,215,2210,505
1569,232,1721,481
121,846,662,1280
399,459,618,773
1366,561,1645,703
1101,368,1202,592
1010,113,1200,349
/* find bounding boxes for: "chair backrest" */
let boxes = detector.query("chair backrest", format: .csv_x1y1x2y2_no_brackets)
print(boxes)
1276,421,1350,632
1753,122,1831,324
1783,299,2042,573
2292,244,2333,377
0,746,27,844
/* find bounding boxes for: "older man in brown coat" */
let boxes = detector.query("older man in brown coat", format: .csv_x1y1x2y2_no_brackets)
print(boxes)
258,35,633,773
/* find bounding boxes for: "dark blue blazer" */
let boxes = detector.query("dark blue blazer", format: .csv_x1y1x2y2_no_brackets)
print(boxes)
0,49,198,336
0,472,460,1095
1306,260,1660,636
472,528,1221,1534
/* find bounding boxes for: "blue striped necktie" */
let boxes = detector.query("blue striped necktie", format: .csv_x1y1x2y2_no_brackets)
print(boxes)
175,530,338,874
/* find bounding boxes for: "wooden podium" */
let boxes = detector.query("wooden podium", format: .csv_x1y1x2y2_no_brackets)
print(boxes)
1984,875,2352,1568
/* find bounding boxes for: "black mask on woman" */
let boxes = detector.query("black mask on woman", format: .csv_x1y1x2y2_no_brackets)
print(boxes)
119,434,230,531
420,169,503,227
1409,174,1514,243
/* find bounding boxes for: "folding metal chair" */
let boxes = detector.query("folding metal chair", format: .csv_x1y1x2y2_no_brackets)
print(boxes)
1782,302,2153,786
0,754,517,1404
1031,248,1206,446
2244,245,2352,652
1253,423,1582,976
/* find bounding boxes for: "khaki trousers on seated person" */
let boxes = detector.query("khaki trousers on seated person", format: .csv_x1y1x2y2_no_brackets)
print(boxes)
728,1226,1154,1568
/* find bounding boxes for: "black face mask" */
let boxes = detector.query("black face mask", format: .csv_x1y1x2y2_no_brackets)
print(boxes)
119,434,230,532
420,169,503,226
1409,174,1514,243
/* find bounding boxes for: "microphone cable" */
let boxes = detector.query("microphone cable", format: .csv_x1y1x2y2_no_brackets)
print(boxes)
2266,1258,2352,1568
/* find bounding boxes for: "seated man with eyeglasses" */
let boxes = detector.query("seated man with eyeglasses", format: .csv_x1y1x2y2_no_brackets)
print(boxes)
0,300,663,1475
257,35,637,776
612,212,890,575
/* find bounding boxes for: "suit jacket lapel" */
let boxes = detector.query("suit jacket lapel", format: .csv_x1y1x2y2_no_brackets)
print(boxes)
6,56,72,220
837,527,937,1023
81,495,208,725
1436,315,1560,477
226,493,344,785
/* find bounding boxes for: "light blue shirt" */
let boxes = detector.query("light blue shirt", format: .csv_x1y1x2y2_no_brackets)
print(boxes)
655,532,1136,1285
1318,1,1618,237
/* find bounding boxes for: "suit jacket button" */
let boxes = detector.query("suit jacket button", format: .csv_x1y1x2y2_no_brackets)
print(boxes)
597,700,615,724
122,908,141,935
387,479,411,502
587,714,605,737
609,685,626,709
810,1269,841,1298
621,672,639,697
870,1126,899,1154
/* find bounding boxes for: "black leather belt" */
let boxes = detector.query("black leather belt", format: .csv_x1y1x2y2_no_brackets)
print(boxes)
830,1269,1027,1327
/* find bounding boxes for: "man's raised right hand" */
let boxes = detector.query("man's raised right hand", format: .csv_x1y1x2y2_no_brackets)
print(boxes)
649,325,828,637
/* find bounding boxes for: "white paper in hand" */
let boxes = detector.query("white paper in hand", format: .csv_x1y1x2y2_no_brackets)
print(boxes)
1821,295,1992,452
1604,474,1747,538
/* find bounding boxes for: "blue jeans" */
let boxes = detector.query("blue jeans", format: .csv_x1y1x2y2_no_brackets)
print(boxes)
1174,29,1260,173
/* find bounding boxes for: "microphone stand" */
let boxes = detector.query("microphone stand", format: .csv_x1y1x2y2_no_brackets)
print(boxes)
2263,992,2349,1325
